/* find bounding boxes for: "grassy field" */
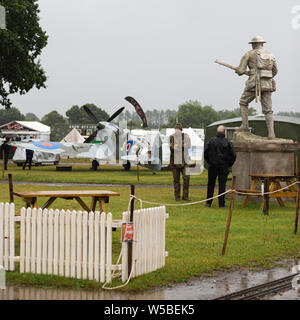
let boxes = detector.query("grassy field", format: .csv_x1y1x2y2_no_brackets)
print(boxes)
1,162,210,186
0,181,299,291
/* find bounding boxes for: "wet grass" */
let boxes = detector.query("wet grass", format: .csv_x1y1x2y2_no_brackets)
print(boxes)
0,182,300,291
1,162,210,186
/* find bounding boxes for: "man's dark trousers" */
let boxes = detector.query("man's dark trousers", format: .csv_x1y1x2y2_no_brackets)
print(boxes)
2,143,10,170
206,166,229,207
4,153,9,170
172,167,190,200
23,156,33,170
23,150,34,170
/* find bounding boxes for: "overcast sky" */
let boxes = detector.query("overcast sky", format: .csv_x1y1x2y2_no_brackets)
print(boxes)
9,0,300,118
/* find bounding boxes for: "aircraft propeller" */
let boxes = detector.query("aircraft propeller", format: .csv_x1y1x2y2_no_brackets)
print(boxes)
82,105,125,143
82,100,149,181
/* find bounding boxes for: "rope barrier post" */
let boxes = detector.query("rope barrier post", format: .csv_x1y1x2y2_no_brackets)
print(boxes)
222,176,236,256
128,185,135,277
294,174,300,235
263,178,269,216
8,173,14,203
2,149,4,179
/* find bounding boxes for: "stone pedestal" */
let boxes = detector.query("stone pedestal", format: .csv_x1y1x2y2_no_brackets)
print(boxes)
232,132,300,190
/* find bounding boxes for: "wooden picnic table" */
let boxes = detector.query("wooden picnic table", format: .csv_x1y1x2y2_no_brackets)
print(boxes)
237,174,297,208
13,190,120,213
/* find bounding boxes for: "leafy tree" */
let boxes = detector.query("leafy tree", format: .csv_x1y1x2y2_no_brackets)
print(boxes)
276,111,300,118
175,100,221,128
0,107,25,125
66,104,109,124
248,107,257,116
25,112,40,121
42,111,66,127
0,0,48,109
65,105,85,124
118,108,177,129
165,109,177,122
41,111,67,140
218,107,257,120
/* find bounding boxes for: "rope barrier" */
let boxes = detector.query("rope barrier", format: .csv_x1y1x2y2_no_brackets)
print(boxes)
128,181,299,208
103,179,300,289
130,190,232,207
233,181,298,196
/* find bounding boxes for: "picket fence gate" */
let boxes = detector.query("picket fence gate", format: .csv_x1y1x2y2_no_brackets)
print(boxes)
19,207,113,283
121,206,168,282
0,203,168,284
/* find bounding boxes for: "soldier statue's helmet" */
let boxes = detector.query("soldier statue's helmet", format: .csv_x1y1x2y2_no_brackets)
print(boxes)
249,35,266,44
174,123,183,131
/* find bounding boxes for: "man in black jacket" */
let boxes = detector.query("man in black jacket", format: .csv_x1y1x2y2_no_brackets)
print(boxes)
1,137,11,170
204,125,236,208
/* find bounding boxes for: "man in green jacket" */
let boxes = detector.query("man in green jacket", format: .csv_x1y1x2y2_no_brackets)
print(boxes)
169,123,191,201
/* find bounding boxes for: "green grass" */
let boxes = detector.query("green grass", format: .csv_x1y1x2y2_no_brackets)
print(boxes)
0,182,299,291
1,162,210,186
60,158,91,163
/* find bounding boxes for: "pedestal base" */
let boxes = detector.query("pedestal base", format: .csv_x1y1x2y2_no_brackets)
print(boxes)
232,132,300,190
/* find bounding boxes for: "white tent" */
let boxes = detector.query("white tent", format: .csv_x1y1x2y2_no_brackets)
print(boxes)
61,128,85,143
0,121,50,140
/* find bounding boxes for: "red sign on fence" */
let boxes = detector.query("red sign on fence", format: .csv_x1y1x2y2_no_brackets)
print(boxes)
121,223,134,242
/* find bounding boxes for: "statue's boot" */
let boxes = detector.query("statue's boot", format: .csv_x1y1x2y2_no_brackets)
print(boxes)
237,105,249,132
265,113,276,139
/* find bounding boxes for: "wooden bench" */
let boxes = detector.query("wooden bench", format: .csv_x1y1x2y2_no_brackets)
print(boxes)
237,174,297,208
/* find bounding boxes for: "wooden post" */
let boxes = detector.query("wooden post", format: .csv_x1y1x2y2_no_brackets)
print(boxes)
2,149,4,179
128,185,135,277
8,174,14,203
296,155,299,177
263,178,269,216
137,165,140,182
222,176,236,255
294,174,300,235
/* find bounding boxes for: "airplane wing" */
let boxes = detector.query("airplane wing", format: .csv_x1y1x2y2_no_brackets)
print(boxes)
9,141,65,155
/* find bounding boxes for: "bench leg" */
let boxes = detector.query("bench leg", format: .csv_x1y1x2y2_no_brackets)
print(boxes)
242,179,259,208
75,197,91,212
90,197,97,212
287,179,297,202
99,198,106,213
42,197,56,210
275,182,285,207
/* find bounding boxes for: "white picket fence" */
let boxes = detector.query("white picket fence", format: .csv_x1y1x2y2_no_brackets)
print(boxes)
0,203,15,271
19,207,113,283
122,206,168,282
0,203,168,284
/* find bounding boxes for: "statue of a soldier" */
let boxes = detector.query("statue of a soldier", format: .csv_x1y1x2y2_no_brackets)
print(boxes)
235,35,278,139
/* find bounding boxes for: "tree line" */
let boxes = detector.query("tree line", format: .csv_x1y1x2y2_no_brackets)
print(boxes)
1,100,298,141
